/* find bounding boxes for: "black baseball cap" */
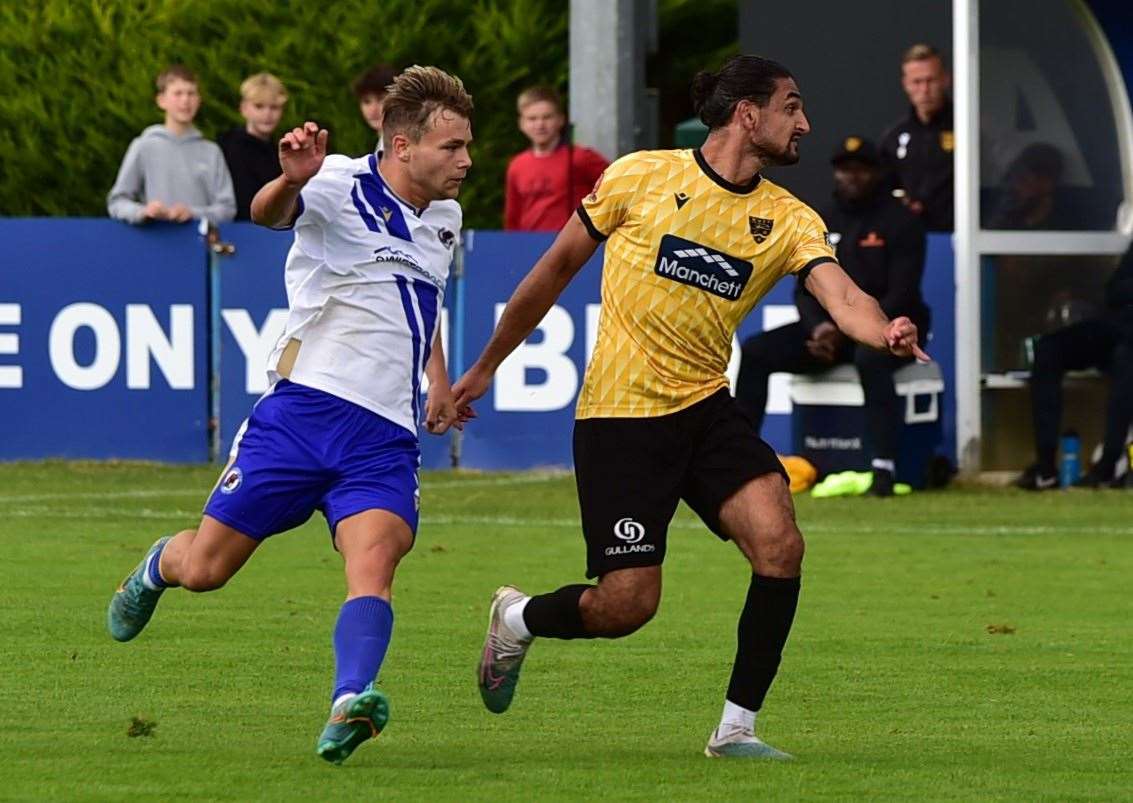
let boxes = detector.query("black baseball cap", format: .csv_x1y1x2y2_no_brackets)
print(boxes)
831,135,881,167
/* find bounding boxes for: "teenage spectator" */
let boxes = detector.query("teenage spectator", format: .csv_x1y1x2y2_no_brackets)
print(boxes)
107,65,236,225
1015,245,1133,490
219,73,288,221
736,137,930,497
352,63,398,148
504,86,608,231
880,44,954,232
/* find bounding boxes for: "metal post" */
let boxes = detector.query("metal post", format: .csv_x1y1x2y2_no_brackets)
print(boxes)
202,221,235,464
569,0,657,159
953,0,982,475
449,232,468,468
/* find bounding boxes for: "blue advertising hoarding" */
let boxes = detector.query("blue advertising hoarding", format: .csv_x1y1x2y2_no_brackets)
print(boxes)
0,219,955,470
0,219,208,461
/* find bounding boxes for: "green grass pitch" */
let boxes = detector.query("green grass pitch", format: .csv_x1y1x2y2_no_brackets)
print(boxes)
2,461,1130,801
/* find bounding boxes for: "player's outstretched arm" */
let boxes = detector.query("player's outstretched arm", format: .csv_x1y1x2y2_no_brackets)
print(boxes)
805,260,929,361
452,213,599,407
250,122,328,228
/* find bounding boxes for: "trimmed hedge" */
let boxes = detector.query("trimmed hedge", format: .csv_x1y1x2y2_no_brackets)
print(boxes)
0,0,568,227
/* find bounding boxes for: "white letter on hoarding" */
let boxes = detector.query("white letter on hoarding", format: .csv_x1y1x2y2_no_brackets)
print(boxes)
494,303,578,412
49,303,121,390
126,304,194,389
222,308,288,394
585,303,602,367
0,303,21,389
761,304,800,413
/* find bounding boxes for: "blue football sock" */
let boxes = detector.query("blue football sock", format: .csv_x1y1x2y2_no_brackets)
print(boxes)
143,538,176,589
332,596,394,702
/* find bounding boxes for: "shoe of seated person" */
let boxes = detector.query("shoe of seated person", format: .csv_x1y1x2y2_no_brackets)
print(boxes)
1074,463,1119,489
1014,463,1058,491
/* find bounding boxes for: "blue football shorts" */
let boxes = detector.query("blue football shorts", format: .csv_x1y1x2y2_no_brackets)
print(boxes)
203,380,420,543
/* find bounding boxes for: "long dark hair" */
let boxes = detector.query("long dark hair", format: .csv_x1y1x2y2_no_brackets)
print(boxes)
691,55,793,130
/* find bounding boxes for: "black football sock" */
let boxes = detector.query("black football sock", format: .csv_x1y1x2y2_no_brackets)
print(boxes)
726,574,801,711
522,584,597,640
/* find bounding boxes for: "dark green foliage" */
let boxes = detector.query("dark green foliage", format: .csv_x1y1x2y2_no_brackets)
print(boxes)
0,0,567,227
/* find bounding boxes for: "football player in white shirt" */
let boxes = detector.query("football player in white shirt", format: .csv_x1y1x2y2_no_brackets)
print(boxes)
107,66,475,765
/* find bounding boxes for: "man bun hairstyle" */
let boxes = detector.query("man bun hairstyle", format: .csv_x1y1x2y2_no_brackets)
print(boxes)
382,65,474,142
691,55,793,130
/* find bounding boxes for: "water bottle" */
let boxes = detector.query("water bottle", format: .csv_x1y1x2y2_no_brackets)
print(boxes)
1059,431,1080,488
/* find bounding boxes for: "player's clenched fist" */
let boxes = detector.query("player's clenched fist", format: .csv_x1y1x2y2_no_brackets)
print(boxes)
279,121,328,186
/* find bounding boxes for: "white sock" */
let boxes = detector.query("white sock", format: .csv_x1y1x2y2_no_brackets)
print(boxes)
140,552,161,591
872,458,896,474
503,596,533,640
720,700,757,733
332,692,355,710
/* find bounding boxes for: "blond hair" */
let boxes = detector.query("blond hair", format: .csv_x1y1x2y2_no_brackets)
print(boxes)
381,65,474,142
902,43,943,65
240,72,288,105
516,85,563,115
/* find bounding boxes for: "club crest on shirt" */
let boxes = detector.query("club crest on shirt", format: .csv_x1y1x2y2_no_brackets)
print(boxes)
438,228,456,249
585,170,605,204
219,466,243,495
749,216,774,244
940,131,955,152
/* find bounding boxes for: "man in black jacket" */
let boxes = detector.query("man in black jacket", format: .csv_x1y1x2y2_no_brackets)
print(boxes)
736,136,929,496
1015,246,1133,490
879,44,953,232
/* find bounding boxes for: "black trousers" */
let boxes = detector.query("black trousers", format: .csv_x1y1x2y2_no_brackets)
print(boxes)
735,321,913,463
1031,318,1133,470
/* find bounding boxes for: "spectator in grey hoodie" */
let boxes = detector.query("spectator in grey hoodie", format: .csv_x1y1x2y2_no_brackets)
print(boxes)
108,65,236,225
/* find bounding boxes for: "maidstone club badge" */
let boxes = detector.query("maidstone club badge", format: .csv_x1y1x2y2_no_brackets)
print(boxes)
940,131,955,152
749,216,774,244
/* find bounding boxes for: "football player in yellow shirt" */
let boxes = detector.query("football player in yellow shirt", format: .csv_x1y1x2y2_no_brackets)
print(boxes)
454,55,927,760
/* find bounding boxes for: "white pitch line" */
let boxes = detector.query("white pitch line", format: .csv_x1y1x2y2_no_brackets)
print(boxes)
6,506,1131,537
0,473,567,504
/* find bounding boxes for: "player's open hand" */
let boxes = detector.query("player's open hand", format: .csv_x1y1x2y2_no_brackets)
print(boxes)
279,122,328,186
884,316,930,362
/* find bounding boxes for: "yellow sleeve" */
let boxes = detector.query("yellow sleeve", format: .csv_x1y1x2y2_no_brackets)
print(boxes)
578,153,648,240
786,204,837,276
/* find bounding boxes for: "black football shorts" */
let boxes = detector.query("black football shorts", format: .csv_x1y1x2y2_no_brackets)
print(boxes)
572,388,787,578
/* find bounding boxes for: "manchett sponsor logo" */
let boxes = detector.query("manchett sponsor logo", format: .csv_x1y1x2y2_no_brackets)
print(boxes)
653,234,752,301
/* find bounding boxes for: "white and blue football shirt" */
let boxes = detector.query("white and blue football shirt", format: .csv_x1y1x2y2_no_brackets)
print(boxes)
267,153,461,434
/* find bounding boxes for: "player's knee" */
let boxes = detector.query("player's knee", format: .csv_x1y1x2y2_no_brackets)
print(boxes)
583,581,660,637
179,562,229,592
752,524,804,575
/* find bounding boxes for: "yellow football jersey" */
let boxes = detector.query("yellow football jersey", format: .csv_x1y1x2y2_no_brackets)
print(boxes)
576,148,836,419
